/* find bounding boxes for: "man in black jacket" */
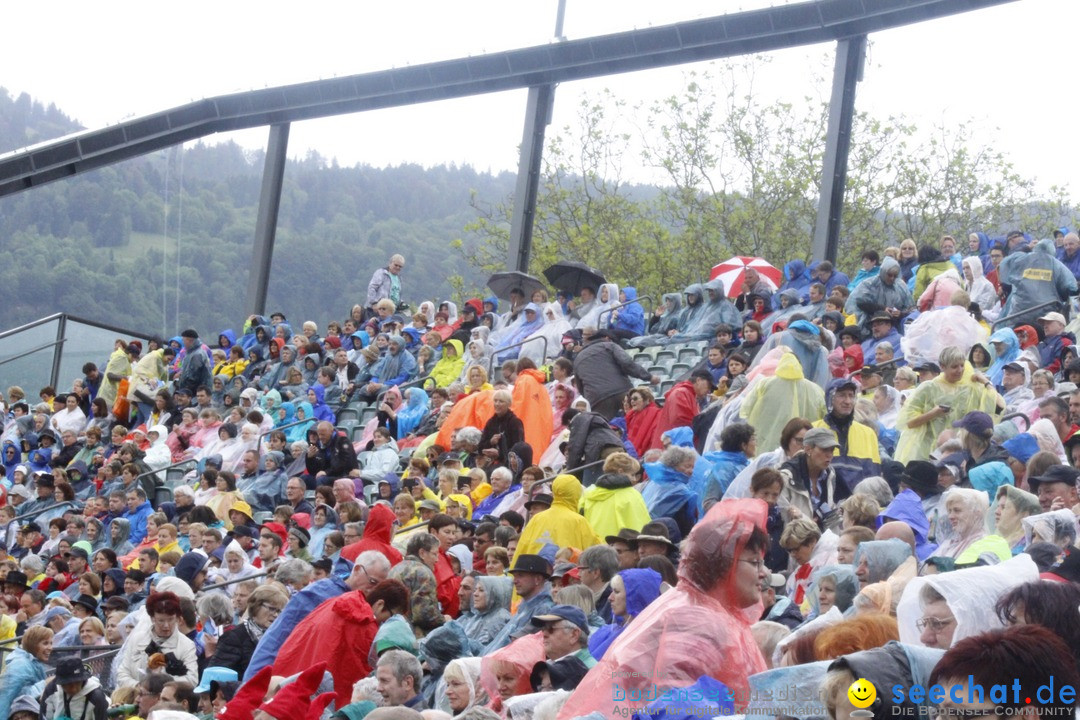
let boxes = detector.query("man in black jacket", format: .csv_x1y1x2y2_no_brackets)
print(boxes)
563,409,623,485
572,331,659,419
305,421,359,486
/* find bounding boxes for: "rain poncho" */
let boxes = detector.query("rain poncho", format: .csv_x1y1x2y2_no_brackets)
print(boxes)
746,661,830,720
773,259,812,309
481,631,545,714
579,472,652,543
307,383,336,425
826,642,945,720
739,352,825,453
894,362,1002,464
210,540,260,594
521,303,571,365
573,283,620,332
998,238,1077,325
677,278,740,339
986,327,1021,387
368,335,417,387
806,564,859,617
752,321,831,388
309,503,340,559
286,401,315,444
497,302,546,360
900,306,988,369
875,385,903,429
1021,509,1078,548
456,575,513,651
879,489,938,561
932,488,990,560
395,387,430,439
611,286,645,335
845,257,915,327
511,367,554,462
513,474,601,562
587,568,663,661
558,499,770,720
853,539,912,586
641,460,698,528
963,256,999,318
651,292,684,335
429,339,465,387
896,553,1038,648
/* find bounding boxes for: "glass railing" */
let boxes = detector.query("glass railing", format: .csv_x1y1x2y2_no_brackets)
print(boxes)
0,313,154,393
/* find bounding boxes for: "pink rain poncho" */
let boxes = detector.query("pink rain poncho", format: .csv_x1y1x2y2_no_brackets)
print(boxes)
558,499,770,720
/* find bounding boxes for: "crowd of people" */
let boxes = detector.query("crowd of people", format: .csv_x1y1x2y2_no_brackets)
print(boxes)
2,230,1080,720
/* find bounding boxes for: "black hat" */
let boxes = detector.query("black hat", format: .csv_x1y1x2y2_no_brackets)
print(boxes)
180,328,200,339
525,493,553,510
289,525,311,546
837,327,862,340
1028,465,1080,494
690,370,717,390
64,546,89,561
913,361,941,374
508,553,552,578
901,460,941,496
19,521,41,534
4,570,29,589
73,594,99,613
604,528,640,546
232,525,258,540
54,657,92,685
125,342,142,356
869,312,893,325
1043,549,1080,584
632,521,676,551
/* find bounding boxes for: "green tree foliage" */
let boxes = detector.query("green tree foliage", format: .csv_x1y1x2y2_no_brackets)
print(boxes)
459,60,1074,303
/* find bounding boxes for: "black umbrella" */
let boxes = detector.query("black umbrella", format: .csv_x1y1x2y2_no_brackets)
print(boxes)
542,261,607,296
486,271,547,301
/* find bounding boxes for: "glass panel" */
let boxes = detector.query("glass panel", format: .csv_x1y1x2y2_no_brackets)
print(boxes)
0,319,59,394
55,321,146,395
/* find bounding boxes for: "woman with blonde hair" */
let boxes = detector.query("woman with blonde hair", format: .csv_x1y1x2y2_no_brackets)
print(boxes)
0,625,54,716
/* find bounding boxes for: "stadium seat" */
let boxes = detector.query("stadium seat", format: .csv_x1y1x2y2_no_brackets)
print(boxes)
336,419,359,439
352,425,366,444
357,451,373,469
670,363,692,378
654,351,676,365
359,406,378,425
164,467,190,488
336,407,360,423
647,365,667,377
253,511,273,525
153,486,172,509
660,379,676,395
677,347,700,363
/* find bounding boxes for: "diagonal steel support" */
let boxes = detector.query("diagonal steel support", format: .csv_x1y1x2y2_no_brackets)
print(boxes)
245,123,290,316
812,34,866,264
507,84,556,273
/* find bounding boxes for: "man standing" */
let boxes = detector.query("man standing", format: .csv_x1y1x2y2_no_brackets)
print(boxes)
997,238,1077,327
367,254,405,310
176,329,212,398
573,331,659,420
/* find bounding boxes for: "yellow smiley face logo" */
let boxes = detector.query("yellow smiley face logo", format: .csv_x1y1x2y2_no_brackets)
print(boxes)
847,678,877,709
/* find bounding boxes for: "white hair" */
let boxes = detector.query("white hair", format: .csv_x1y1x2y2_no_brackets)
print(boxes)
356,550,391,575
490,466,513,482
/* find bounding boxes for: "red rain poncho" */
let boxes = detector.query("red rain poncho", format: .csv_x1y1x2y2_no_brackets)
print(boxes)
558,499,770,719
272,590,378,708
340,503,403,567
480,631,545,716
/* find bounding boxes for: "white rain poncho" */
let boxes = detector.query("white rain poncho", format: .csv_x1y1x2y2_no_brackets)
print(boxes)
573,283,620,331
900,306,988,369
1022,508,1079,548
963,256,1000,320
896,553,1038,648
894,361,1001,464
739,352,825,453
520,302,571,365
933,487,989,560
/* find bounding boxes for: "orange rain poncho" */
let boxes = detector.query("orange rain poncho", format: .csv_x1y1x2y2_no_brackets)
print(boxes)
436,390,494,450
558,499,770,719
511,368,554,460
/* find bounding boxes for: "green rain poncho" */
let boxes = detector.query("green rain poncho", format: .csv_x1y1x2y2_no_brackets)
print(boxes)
739,352,825,452
894,362,1002,464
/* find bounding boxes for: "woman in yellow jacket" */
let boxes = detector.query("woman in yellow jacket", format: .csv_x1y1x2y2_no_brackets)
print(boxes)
513,474,601,564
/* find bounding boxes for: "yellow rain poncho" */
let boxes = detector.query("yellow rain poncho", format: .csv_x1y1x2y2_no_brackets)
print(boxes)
579,473,652,540
739,352,825,452
429,339,465,388
894,361,1002,464
513,474,600,563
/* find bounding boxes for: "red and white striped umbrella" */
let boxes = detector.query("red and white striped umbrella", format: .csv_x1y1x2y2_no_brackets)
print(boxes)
709,256,782,298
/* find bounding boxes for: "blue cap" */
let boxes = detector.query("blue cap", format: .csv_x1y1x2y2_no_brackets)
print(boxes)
195,666,239,694
531,604,590,634
1002,433,1040,464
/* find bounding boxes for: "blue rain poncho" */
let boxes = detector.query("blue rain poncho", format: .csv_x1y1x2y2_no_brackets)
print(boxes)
611,286,645,335
806,564,859,617
772,259,812,309
395,387,431,439
587,567,663,661
751,320,831,388
998,238,1077,324
986,327,1020,387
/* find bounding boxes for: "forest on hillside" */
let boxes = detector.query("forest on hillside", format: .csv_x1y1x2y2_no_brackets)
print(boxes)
0,88,518,337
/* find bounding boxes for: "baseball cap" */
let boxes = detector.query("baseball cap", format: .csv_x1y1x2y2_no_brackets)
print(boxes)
531,604,590,634
913,361,941,373
951,411,994,438
8,485,30,500
869,312,893,324
802,427,840,450
1038,312,1067,326
1002,361,1025,373
1028,465,1080,493
43,606,72,624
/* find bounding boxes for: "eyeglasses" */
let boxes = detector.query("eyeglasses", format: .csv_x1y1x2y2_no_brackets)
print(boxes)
916,616,955,633
260,603,283,617
738,558,766,571
357,565,379,587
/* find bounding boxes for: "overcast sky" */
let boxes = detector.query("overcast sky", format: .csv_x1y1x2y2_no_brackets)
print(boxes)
3,0,1075,195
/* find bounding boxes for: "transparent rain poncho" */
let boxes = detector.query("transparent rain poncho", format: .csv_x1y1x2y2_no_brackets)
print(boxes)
1022,509,1079,548
738,353,825,453
901,306,988,369
894,361,1002,464
559,499,770,720
896,553,1038,648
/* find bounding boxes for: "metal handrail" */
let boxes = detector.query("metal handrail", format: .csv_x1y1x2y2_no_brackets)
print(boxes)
597,295,654,331
258,417,311,442
540,458,606,484
992,299,1063,329
201,568,272,592
0,338,66,368
0,312,154,344
395,520,430,536
135,457,197,486
375,374,437,403
1001,412,1031,431
15,500,77,521
488,336,549,375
